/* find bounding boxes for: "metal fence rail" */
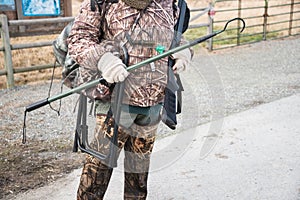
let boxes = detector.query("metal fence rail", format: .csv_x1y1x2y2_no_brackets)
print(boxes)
188,4,214,50
212,0,300,50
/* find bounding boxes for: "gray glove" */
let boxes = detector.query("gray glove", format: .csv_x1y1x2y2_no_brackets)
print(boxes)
97,52,129,83
171,48,192,73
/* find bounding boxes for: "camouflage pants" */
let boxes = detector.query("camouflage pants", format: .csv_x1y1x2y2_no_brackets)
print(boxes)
77,115,158,200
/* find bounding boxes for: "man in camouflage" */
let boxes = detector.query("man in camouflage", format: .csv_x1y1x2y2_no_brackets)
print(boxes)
67,0,192,199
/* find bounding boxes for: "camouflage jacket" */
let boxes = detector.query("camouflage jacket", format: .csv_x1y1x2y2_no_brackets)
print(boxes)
67,0,180,107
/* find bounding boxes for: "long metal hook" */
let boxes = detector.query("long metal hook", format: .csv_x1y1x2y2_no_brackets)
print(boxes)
222,17,246,33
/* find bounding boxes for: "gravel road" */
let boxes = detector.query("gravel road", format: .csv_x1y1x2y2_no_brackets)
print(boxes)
1,35,300,199
175,35,300,133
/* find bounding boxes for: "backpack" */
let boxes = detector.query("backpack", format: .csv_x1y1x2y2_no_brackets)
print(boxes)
52,21,79,88
52,0,110,88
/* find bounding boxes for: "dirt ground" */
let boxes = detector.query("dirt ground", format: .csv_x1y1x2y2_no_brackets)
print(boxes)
0,82,86,198
0,138,85,199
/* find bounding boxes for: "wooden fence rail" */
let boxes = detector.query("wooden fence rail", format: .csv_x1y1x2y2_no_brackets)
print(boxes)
0,15,74,88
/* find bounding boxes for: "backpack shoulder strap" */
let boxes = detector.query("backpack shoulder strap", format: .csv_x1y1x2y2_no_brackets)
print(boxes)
174,0,190,34
91,0,103,11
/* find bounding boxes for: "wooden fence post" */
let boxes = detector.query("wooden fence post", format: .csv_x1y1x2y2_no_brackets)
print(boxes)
0,14,14,88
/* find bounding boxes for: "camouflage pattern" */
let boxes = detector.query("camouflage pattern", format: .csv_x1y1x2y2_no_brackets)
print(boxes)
77,115,157,200
67,0,179,107
68,0,180,199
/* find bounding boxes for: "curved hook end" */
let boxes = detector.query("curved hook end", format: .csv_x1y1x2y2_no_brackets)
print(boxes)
223,17,246,33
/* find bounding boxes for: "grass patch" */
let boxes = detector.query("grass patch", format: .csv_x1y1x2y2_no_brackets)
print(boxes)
184,26,208,50
185,25,280,49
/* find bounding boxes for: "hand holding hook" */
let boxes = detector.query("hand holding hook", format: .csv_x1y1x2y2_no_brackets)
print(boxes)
23,18,246,145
